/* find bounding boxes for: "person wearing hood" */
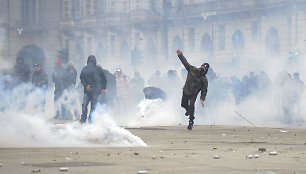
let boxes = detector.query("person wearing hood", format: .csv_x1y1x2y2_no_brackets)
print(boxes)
12,56,31,85
79,55,107,123
176,49,209,130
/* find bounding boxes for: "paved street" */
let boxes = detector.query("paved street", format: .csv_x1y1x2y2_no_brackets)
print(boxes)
0,125,306,174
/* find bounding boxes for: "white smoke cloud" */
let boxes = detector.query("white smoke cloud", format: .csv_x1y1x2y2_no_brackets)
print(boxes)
0,84,147,148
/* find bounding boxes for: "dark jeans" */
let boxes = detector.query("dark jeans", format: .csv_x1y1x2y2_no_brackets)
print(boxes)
181,91,198,120
80,93,99,123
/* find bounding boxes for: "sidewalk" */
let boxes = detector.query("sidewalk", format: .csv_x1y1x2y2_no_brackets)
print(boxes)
0,125,306,174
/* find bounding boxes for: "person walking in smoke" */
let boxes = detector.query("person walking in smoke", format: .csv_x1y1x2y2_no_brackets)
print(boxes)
12,56,31,85
31,63,48,112
52,58,66,119
176,49,209,130
80,55,107,124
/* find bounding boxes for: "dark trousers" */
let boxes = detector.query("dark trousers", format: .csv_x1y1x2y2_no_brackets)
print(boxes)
181,92,198,120
80,93,99,123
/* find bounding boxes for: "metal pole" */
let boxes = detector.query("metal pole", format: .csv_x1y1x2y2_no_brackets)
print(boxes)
234,110,257,127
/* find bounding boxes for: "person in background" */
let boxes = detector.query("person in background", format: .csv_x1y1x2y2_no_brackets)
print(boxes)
12,56,31,85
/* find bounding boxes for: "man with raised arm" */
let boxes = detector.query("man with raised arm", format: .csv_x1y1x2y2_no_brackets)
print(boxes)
176,49,209,130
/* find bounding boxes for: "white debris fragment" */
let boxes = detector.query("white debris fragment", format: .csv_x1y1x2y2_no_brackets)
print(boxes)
280,130,287,133
254,154,259,158
246,155,253,159
222,134,226,136
269,151,278,155
138,170,148,174
65,157,72,160
59,167,69,171
213,155,220,159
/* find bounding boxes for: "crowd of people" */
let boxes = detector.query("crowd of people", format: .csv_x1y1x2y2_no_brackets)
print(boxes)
0,51,305,127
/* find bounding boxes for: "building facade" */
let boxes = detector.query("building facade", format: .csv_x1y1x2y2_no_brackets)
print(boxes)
1,0,61,70
2,0,306,73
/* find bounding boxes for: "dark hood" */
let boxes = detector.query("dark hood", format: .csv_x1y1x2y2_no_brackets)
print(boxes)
87,55,97,65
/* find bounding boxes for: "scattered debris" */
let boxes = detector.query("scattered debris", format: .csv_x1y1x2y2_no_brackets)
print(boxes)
65,158,72,160
0,163,2,167
134,152,139,155
21,162,25,165
152,156,156,160
213,147,217,150
258,148,266,152
280,130,287,133
269,151,278,155
138,170,148,174
59,167,69,172
246,155,253,159
107,154,110,157
213,155,220,159
254,154,259,158
31,169,41,173
222,134,226,136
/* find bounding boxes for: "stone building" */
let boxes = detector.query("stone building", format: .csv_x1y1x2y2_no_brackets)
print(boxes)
2,0,306,74
1,0,61,71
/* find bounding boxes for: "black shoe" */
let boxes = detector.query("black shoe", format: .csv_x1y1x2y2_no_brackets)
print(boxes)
185,110,190,116
187,120,194,130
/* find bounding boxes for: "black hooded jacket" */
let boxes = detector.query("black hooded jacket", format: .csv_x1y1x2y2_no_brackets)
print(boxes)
13,56,31,84
80,55,107,95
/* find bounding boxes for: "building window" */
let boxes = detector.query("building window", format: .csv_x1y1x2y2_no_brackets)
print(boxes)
123,2,128,12
86,0,91,16
63,1,69,19
287,17,292,45
94,0,99,16
218,25,225,50
22,0,42,26
111,1,115,14
188,28,195,51
251,21,259,42
136,0,140,9
73,0,82,24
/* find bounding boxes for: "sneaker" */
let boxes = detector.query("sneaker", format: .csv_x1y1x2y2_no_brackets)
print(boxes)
187,120,194,130
185,110,190,116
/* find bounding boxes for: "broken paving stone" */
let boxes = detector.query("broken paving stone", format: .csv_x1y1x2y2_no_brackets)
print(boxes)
269,151,278,155
213,155,220,159
258,148,266,152
59,167,69,172
31,169,41,173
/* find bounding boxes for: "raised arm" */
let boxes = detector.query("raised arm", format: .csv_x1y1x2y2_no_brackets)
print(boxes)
176,49,192,71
